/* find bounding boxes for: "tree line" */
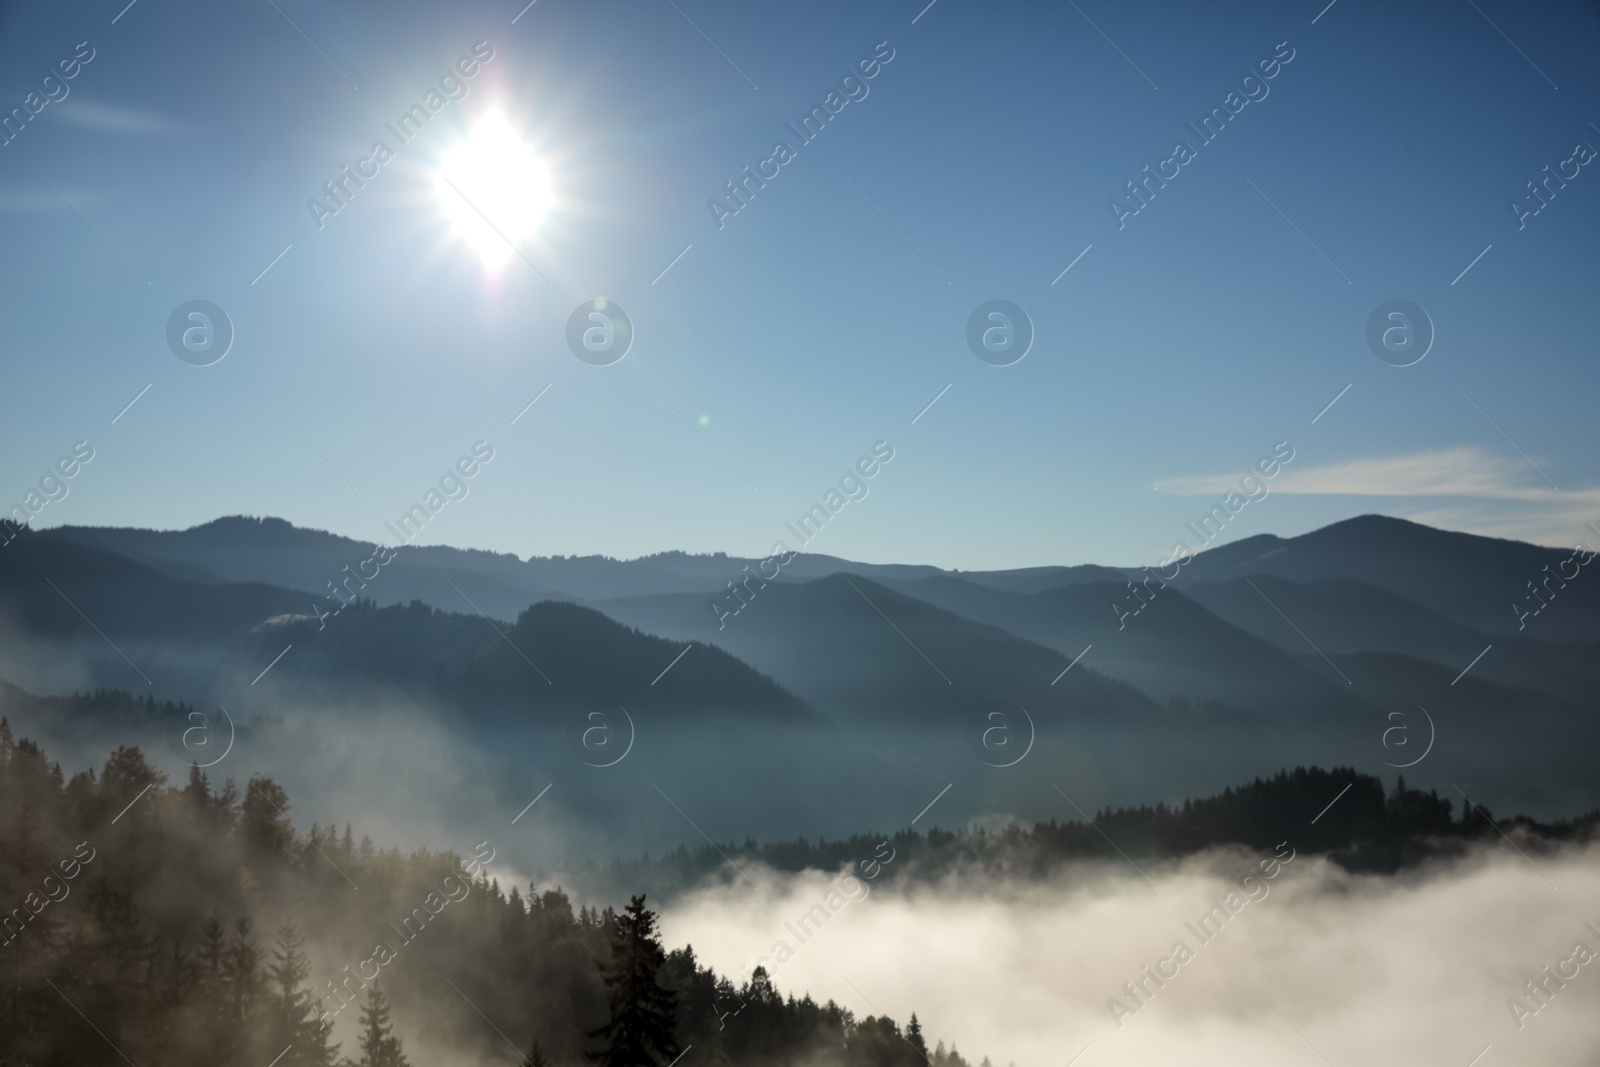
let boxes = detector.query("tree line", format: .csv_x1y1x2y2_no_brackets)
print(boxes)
560,766,1599,900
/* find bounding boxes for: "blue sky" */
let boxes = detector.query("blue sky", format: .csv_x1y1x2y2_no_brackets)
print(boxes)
2,0,1598,569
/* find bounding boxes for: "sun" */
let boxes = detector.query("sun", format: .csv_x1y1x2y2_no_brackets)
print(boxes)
436,111,552,267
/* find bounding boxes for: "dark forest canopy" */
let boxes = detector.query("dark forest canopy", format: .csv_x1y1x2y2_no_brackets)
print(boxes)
561,765,1600,901
0,724,972,1067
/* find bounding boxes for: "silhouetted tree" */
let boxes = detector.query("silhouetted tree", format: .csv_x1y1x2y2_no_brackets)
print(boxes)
589,895,679,1067
907,1014,928,1059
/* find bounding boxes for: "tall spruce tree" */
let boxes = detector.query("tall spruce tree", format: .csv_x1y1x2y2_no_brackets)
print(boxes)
220,917,260,1063
265,923,339,1066
588,895,679,1067
355,983,409,1067
907,1014,928,1060
195,914,231,1062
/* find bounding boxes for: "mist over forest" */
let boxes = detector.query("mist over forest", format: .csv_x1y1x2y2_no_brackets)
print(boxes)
5,0,1600,1058
4,514,1600,1066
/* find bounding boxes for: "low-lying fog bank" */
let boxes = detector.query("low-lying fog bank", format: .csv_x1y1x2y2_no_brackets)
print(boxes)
662,843,1600,1066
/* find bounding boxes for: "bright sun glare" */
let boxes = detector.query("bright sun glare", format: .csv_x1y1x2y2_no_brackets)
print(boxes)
436,110,551,268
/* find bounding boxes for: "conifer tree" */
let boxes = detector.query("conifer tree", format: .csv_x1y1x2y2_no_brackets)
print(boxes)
195,915,230,1059
588,895,679,1067
183,761,210,812
355,983,408,1067
265,923,339,1066
222,917,261,1060
907,1013,928,1059
199,914,228,981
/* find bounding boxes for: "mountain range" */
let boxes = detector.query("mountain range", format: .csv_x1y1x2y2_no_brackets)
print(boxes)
2,513,1595,849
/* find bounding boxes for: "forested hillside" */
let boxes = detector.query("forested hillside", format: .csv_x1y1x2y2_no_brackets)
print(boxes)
0,724,969,1067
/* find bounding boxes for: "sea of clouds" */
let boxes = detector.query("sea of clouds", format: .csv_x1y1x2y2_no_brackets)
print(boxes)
662,843,1600,1067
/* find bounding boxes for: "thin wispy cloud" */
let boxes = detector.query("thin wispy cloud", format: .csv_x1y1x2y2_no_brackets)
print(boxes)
1163,446,1600,545
1398,503,1599,547
1166,446,1561,500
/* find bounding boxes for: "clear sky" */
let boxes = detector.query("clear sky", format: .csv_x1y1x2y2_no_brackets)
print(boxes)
2,0,1598,570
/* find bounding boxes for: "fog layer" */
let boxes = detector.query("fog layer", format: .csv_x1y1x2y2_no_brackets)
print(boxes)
663,844,1600,1066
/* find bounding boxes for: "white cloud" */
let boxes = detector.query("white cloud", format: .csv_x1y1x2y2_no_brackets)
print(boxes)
664,845,1600,1067
1163,446,1600,547
1396,504,1600,548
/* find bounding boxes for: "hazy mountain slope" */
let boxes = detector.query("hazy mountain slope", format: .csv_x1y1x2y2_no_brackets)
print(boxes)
873,573,1364,717
0,531,307,640
38,519,1154,612
39,519,946,612
46,514,1600,644
1174,515,1600,639
594,573,1170,726
587,573,1600,818
931,564,1130,594
42,517,565,621
1185,576,1485,663
0,531,814,724
1186,576,1600,702
1329,649,1598,815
